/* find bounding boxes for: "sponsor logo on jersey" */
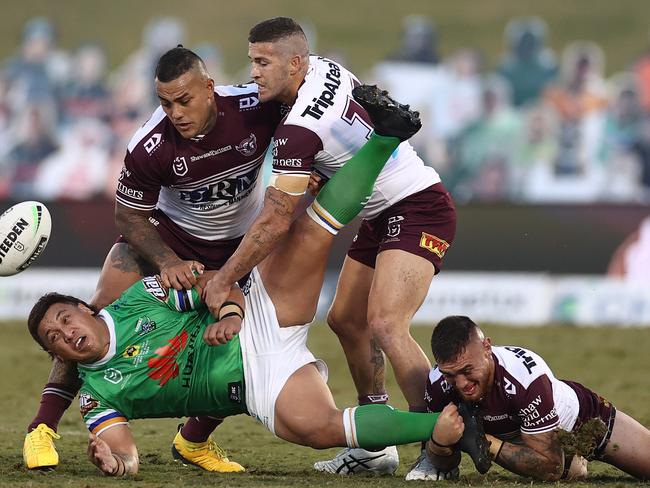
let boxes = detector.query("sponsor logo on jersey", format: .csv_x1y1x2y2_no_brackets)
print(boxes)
274,158,303,167
301,61,342,120
178,166,259,205
79,393,99,416
123,345,141,358
0,218,28,264
144,133,162,154
484,413,510,422
235,133,257,156
104,368,123,384
504,347,537,374
419,232,450,258
180,326,201,388
117,181,144,200
386,215,404,238
228,381,242,403
135,317,157,335
190,146,232,162
147,330,188,386
142,276,168,301
271,137,288,157
504,378,517,395
173,156,188,176
239,96,260,111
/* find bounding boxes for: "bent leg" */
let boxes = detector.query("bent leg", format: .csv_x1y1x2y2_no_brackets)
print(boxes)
327,257,387,402
601,410,650,480
368,250,434,409
91,243,154,308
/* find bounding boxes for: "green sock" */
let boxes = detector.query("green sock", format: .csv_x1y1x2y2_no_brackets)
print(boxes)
307,133,400,234
343,404,439,450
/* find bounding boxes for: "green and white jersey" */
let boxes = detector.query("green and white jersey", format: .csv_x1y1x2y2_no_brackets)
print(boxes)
78,277,246,435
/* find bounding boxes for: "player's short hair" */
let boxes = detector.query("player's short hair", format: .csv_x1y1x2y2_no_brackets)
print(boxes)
155,46,206,83
248,17,306,44
430,315,481,364
28,292,98,354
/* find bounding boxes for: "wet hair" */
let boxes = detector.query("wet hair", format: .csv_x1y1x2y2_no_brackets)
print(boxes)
430,315,481,364
248,17,306,44
27,292,98,353
155,45,206,83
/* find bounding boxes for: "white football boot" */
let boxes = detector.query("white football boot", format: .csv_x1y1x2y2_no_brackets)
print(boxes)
405,450,459,481
314,446,399,475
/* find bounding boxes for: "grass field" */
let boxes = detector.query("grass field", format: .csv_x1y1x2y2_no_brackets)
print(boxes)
1,320,649,487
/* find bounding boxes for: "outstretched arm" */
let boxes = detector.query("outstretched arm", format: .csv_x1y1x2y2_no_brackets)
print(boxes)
116,203,204,290
487,431,564,481
87,425,139,476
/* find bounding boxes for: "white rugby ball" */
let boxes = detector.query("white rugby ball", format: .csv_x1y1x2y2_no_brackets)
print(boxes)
0,201,51,276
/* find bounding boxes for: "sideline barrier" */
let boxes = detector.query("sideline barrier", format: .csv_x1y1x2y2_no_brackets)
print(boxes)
2,269,648,326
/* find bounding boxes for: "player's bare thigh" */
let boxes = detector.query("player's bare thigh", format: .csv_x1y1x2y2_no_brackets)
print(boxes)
273,363,345,448
259,213,335,327
91,243,155,308
601,410,650,479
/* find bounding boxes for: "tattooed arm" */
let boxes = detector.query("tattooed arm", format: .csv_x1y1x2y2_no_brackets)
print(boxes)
203,187,303,315
115,203,203,290
487,431,564,481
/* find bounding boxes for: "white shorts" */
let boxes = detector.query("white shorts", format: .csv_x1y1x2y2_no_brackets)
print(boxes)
239,267,328,434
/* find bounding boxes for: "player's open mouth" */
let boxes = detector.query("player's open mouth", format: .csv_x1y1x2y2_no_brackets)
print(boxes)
463,384,477,396
177,122,192,131
75,336,86,351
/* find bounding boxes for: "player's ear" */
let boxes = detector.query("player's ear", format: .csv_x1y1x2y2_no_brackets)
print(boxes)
289,54,302,75
483,337,492,351
77,303,94,315
206,77,214,94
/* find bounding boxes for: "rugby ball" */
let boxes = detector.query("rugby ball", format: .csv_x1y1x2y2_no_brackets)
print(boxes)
0,201,51,276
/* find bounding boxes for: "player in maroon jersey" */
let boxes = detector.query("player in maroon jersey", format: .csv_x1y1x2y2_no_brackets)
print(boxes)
23,46,284,473
409,315,650,481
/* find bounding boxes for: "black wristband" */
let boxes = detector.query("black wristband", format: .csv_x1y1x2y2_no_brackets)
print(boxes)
219,311,243,321
218,301,245,320
430,435,455,449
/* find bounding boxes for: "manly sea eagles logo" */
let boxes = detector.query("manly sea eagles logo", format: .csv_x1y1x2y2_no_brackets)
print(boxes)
173,156,188,176
236,133,257,156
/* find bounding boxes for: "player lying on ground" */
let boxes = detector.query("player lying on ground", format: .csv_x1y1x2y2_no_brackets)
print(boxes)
202,17,457,475
26,87,489,477
407,315,650,481
22,46,290,472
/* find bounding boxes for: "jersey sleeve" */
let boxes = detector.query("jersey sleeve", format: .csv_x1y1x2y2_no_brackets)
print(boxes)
516,374,560,434
424,368,456,413
119,276,203,313
115,150,162,211
79,388,128,435
271,124,323,177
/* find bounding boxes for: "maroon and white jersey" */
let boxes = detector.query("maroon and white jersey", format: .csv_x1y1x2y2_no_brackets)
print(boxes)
425,346,580,440
117,83,283,241
272,55,440,219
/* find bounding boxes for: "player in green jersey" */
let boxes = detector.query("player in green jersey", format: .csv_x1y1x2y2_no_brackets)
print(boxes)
27,86,490,477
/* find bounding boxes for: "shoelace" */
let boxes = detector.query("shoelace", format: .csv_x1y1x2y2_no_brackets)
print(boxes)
30,426,60,450
206,439,228,460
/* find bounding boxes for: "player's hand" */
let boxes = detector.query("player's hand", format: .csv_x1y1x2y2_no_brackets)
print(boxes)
87,433,117,475
160,259,204,290
203,316,242,345
430,403,464,447
308,172,325,196
203,272,232,317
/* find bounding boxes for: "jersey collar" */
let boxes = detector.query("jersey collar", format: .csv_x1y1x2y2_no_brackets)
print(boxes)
80,309,117,368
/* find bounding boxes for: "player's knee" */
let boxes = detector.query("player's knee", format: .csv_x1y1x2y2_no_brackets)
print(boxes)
327,305,365,337
368,314,407,347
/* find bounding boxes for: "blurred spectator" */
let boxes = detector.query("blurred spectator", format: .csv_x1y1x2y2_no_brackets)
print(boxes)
33,118,110,200
631,115,650,200
193,42,228,86
61,43,111,125
387,15,439,64
633,35,650,113
607,216,650,283
497,17,558,107
447,75,523,202
2,102,59,199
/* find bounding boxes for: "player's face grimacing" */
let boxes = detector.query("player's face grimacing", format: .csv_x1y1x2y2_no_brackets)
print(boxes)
37,303,109,363
248,42,293,104
156,69,217,139
437,337,494,402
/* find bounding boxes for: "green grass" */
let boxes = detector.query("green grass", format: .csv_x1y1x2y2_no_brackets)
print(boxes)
1,320,649,486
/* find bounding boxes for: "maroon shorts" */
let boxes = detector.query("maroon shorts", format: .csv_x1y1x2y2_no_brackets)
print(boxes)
347,183,456,274
116,209,244,271
563,380,617,460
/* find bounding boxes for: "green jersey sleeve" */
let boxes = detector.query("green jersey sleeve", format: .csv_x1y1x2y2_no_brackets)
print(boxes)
79,386,129,435
139,276,203,313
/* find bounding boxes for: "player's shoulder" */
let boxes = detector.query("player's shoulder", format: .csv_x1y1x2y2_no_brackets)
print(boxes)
492,345,553,388
126,105,169,157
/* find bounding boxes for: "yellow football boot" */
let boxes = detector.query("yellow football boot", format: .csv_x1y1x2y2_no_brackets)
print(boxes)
172,430,245,473
23,424,60,470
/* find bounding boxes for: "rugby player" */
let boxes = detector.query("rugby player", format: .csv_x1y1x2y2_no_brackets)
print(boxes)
26,88,489,477
23,46,285,472
408,315,650,481
202,17,456,475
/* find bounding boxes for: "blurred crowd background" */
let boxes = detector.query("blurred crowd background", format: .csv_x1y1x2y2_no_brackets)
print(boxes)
2,7,650,205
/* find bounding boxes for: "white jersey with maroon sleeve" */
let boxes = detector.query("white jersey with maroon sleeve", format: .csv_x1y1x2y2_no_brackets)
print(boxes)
117,83,283,241
272,55,440,219
425,346,580,440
